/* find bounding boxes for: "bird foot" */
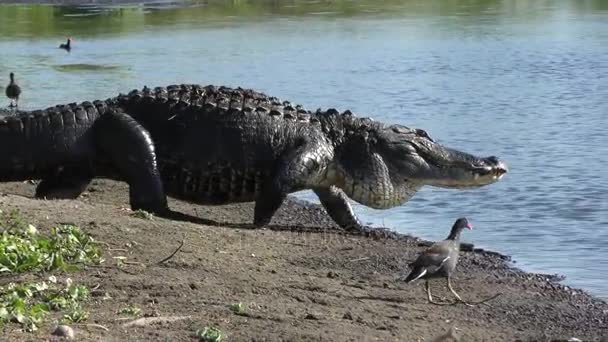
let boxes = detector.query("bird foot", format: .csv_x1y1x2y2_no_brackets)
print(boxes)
429,293,502,307
462,292,503,306
428,298,457,306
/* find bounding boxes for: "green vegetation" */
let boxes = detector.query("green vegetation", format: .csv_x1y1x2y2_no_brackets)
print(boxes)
0,277,90,331
118,305,142,316
3,1,603,41
228,302,248,316
0,209,102,331
129,209,154,220
194,326,224,342
0,209,103,273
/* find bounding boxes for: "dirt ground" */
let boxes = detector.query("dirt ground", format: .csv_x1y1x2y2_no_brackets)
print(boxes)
0,179,607,342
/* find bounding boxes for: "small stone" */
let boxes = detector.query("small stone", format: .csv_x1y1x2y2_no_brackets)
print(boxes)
51,325,75,339
343,312,353,320
327,271,338,279
304,313,320,320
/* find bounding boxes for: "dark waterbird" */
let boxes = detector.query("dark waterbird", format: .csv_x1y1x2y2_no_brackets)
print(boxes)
403,217,502,306
5,72,21,108
59,37,72,51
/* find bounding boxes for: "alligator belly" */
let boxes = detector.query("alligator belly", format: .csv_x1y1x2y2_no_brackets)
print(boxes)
159,163,264,205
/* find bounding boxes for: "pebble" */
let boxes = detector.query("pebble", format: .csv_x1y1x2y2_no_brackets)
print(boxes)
304,313,320,320
51,325,75,339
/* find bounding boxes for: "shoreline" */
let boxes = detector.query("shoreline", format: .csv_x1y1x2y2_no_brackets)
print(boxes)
1,179,607,341
1,0,192,5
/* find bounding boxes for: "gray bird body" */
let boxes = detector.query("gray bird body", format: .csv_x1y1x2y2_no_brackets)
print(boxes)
402,217,501,306
5,72,21,107
405,239,461,282
405,218,469,283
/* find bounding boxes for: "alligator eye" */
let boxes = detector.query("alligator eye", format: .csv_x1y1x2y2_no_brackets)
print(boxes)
391,125,410,134
416,129,434,142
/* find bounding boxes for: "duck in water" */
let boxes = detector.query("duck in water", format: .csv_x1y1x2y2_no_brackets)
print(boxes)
5,72,21,108
59,37,72,51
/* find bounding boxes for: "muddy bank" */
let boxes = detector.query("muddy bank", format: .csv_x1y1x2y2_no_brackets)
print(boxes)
0,179,607,341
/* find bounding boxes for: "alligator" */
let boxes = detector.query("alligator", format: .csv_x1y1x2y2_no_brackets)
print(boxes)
0,84,507,231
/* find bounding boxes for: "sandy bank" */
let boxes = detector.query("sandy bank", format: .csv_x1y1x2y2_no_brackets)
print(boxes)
0,180,606,341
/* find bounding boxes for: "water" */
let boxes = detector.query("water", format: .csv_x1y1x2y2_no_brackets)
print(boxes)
1,1,607,299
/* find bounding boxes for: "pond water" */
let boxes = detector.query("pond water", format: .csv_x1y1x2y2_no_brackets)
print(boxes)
1,0,607,299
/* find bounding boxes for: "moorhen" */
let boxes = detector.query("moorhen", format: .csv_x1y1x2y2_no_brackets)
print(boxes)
5,72,21,108
59,37,72,51
403,217,472,305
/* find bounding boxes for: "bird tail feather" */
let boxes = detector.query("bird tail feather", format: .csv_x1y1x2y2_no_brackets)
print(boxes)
404,268,427,283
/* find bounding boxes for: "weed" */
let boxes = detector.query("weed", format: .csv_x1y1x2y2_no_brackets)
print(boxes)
0,209,103,273
118,305,142,316
0,209,100,331
130,209,153,220
0,277,90,331
194,326,223,342
228,302,248,316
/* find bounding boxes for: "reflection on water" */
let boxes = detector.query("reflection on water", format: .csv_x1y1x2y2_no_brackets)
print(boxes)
52,64,125,72
1,0,607,298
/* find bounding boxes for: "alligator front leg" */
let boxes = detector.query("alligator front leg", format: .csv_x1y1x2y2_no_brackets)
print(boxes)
254,143,324,227
93,109,168,214
313,186,363,231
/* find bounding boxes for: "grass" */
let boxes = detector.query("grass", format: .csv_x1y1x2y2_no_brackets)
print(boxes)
0,209,103,331
0,276,91,331
228,302,248,316
194,326,223,342
118,305,142,316
129,209,154,220
0,209,103,273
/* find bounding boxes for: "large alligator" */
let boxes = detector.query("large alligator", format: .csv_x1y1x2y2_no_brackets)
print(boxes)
0,84,507,231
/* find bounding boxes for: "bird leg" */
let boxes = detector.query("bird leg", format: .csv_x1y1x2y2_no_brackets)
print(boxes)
425,280,433,302
446,277,474,306
426,281,452,306
447,277,503,306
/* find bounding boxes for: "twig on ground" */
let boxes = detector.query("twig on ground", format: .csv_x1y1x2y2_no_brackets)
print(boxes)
108,248,129,253
156,239,185,265
349,257,370,262
73,323,109,331
429,292,503,307
122,261,145,266
122,316,192,327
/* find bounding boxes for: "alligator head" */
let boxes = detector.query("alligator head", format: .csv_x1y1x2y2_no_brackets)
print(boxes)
334,122,507,209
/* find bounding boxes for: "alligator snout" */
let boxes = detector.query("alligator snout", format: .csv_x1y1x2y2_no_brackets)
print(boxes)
483,156,508,178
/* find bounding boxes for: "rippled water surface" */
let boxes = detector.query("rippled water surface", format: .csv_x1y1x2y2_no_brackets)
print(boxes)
1,0,607,298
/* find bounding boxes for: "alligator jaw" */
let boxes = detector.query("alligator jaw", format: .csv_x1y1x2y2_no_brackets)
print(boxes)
426,156,508,189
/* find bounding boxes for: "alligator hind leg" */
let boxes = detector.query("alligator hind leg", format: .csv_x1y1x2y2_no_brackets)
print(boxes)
93,109,168,214
313,186,363,231
35,165,93,199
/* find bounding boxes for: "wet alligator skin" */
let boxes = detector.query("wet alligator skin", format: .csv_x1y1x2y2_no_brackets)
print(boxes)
0,84,507,231
113,84,328,205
